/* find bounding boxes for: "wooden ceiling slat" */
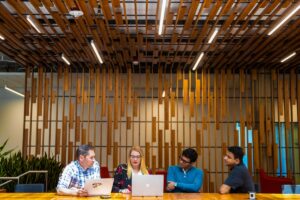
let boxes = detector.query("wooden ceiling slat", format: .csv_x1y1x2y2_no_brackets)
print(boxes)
0,0,299,70
184,0,200,30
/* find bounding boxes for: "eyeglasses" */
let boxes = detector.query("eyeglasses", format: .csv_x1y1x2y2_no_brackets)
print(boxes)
179,156,191,164
130,155,141,159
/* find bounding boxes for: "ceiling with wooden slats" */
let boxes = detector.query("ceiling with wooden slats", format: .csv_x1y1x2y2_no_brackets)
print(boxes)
0,0,300,72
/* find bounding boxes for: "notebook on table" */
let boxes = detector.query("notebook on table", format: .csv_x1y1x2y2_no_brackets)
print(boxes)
84,178,114,196
132,175,164,196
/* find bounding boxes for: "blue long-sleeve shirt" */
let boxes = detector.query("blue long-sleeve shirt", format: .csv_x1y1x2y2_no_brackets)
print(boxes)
167,165,203,192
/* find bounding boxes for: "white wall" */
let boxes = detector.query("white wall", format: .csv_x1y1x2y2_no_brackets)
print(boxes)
0,97,24,153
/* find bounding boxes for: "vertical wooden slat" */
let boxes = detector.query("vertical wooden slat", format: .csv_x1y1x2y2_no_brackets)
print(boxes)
107,104,112,155
23,129,28,156
31,78,37,103
171,130,176,165
266,117,272,156
146,68,150,93
36,129,41,155
82,128,87,144
133,92,138,117
253,129,260,169
247,143,253,175
158,68,163,104
76,78,81,104
202,71,207,105
273,143,278,171
284,78,290,130
95,69,100,104
113,142,119,169
68,142,73,163
145,142,150,168
234,129,238,146
126,116,131,130
290,70,296,105
37,67,43,116
55,129,61,154
259,101,265,144
152,155,156,174
63,67,69,91
164,90,169,129
114,69,119,129
102,69,106,116
171,92,175,117
25,91,30,116
164,142,169,170
196,129,201,155
108,68,113,91
121,79,125,117
177,142,182,158
69,103,74,129
189,92,194,117
158,130,163,168
196,79,201,104
127,68,132,104
61,116,67,165
183,79,189,104
43,78,49,129
152,117,156,142
278,78,283,115
75,116,80,142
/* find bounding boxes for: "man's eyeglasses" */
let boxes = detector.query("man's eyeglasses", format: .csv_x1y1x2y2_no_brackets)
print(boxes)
179,156,191,164
130,155,141,159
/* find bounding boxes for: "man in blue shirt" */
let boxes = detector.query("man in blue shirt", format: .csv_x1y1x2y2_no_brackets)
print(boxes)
57,144,100,196
219,146,254,194
167,148,203,192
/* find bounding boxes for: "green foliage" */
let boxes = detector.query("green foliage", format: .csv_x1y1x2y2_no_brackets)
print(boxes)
0,151,63,192
0,139,14,159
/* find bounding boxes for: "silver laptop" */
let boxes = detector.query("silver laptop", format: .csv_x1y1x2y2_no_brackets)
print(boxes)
84,178,114,196
132,175,164,196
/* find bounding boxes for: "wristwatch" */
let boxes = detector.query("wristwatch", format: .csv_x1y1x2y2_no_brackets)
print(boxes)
174,182,177,187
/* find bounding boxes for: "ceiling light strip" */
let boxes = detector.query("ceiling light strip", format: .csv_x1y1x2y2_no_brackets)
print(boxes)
91,40,104,64
5,85,24,97
61,54,70,65
158,0,167,35
0,34,5,40
268,5,300,36
208,28,219,44
26,15,41,33
192,52,204,71
280,52,296,63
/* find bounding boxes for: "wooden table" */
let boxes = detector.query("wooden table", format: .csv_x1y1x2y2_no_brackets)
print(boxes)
0,193,299,199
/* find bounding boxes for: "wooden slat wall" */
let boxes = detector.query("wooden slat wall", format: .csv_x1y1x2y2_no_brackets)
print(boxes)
23,68,300,191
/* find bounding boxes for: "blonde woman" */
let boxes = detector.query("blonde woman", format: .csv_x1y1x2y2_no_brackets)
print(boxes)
112,146,148,193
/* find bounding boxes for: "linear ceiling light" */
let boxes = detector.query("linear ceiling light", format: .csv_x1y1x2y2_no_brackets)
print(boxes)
208,28,219,44
268,5,300,36
192,52,204,71
158,0,167,35
90,40,104,64
26,15,41,33
5,85,24,97
280,52,296,63
0,34,4,40
162,90,165,98
61,53,70,65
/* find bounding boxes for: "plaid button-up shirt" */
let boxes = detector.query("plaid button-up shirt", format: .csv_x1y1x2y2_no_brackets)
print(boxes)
57,160,100,189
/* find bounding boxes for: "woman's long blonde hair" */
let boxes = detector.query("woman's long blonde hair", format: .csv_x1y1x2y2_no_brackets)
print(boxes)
127,146,149,178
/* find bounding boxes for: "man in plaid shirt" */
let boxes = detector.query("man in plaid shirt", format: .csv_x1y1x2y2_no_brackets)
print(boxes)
57,144,100,196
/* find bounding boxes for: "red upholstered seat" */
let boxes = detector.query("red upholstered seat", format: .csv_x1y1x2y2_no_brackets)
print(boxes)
259,169,294,193
155,170,168,192
100,166,111,178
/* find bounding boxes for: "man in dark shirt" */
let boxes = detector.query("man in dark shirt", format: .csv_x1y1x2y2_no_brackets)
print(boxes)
219,146,254,194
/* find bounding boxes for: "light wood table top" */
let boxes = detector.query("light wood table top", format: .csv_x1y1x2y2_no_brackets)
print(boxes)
0,193,299,200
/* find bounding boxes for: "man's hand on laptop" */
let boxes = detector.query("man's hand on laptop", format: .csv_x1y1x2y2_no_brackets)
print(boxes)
76,188,88,196
120,188,131,193
167,181,176,191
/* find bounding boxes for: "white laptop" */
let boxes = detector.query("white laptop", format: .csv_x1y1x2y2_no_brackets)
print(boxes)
132,175,164,196
84,178,114,196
